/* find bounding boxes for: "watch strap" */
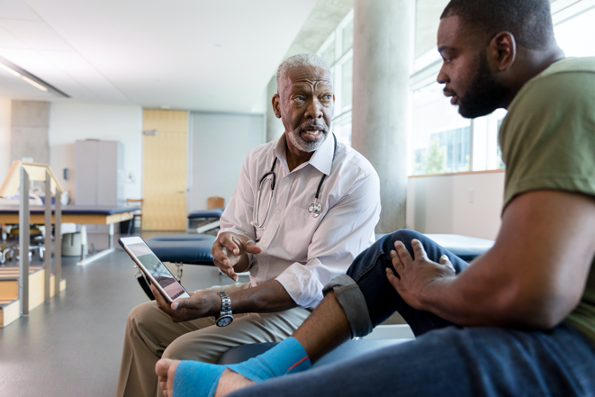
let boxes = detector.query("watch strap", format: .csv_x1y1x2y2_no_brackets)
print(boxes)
217,291,232,316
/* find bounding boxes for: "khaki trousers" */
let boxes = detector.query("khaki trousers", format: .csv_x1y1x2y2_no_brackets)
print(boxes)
116,282,311,397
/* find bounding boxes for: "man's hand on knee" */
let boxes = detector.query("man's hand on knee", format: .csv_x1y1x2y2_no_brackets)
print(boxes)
151,284,219,322
386,239,456,311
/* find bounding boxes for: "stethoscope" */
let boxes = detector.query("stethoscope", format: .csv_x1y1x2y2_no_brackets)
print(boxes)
251,133,337,230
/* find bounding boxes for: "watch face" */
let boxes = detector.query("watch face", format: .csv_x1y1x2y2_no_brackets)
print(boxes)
217,316,233,327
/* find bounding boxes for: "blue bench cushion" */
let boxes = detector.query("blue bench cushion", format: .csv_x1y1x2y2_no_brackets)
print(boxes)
375,233,494,262
188,209,224,219
146,234,215,264
218,339,409,368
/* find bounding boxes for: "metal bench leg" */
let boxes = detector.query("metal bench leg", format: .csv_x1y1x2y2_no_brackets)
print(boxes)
175,263,183,282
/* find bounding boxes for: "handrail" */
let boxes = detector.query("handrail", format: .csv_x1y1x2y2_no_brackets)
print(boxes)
0,160,64,198
0,161,63,316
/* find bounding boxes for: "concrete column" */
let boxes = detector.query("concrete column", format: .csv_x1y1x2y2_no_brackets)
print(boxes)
265,76,285,142
11,100,50,164
351,0,415,233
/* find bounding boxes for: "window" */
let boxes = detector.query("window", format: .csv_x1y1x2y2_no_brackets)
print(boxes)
317,10,354,146
410,83,471,175
409,0,595,176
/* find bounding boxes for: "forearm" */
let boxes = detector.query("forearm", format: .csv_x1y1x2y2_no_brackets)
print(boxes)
227,280,297,314
418,260,571,329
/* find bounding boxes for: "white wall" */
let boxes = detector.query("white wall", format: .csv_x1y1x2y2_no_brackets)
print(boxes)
0,98,11,184
189,112,265,210
406,171,505,240
49,102,142,203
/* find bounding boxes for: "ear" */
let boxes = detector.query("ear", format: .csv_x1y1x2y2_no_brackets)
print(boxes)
489,31,516,72
272,94,281,118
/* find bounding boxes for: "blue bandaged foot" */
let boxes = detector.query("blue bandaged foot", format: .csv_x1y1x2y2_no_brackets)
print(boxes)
172,337,311,397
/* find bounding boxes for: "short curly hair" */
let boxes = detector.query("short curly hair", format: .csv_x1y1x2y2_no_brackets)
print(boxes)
441,0,555,50
276,54,331,91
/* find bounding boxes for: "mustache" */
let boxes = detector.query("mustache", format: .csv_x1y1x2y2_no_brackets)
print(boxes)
443,88,458,97
299,121,329,133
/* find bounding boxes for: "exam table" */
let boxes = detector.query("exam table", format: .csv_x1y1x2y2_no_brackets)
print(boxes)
0,205,140,266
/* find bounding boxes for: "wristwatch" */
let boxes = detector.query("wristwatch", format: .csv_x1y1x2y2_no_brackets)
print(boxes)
215,291,233,327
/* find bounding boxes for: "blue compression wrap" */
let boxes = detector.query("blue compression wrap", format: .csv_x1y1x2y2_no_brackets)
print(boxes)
172,337,311,397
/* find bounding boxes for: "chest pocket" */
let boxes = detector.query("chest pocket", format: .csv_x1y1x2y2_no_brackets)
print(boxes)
273,205,321,258
289,205,314,220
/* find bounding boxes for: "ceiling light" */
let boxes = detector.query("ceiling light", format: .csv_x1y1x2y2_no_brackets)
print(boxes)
0,56,69,97
20,76,48,92
0,63,21,78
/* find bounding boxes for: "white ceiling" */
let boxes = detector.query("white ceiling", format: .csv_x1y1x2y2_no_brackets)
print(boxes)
0,0,318,112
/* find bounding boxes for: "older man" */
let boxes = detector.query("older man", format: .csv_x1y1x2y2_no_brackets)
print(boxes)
115,53,380,397
155,1,595,396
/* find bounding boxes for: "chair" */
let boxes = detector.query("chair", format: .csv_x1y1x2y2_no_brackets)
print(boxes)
207,197,224,210
1,225,46,265
125,198,143,235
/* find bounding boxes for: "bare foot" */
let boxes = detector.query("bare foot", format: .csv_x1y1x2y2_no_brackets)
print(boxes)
214,369,255,397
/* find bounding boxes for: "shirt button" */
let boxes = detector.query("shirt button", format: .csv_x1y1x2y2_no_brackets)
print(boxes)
284,177,289,182
261,239,268,245
275,208,281,214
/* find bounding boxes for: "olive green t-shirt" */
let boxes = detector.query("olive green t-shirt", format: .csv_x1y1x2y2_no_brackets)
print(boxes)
499,57,595,342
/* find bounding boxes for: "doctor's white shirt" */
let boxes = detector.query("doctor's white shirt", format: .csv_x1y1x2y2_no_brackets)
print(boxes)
219,133,381,308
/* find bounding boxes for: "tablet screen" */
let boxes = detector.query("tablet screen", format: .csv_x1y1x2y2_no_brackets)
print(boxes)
127,242,188,300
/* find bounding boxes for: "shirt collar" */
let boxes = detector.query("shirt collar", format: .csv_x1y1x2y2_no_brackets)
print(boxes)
274,132,335,176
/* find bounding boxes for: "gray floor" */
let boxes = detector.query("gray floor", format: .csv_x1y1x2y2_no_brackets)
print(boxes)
0,231,234,397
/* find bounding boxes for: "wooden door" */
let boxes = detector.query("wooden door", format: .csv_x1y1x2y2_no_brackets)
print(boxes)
142,109,188,231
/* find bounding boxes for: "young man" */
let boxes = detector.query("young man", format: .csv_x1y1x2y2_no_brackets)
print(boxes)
116,53,380,397
156,1,595,395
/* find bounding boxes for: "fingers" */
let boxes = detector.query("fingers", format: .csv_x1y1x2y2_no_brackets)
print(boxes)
211,240,230,267
394,240,413,264
221,235,241,256
385,267,402,293
244,240,262,255
151,284,168,309
439,255,456,273
411,239,429,261
390,249,404,271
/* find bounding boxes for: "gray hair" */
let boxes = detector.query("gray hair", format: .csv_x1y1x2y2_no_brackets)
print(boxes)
276,54,331,91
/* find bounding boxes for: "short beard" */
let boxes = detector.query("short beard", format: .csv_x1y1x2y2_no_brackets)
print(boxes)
458,50,508,119
287,127,328,153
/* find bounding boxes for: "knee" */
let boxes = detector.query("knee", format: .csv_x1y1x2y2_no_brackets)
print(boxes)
126,301,159,333
163,336,206,361
382,229,423,253
387,229,423,243
162,338,186,360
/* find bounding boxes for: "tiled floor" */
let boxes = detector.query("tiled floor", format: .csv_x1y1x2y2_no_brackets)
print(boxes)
0,231,233,397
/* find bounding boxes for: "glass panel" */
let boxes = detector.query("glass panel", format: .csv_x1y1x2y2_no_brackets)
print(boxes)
470,109,507,171
333,112,352,147
341,59,353,110
410,83,471,175
322,39,336,66
555,7,595,57
342,19,353,54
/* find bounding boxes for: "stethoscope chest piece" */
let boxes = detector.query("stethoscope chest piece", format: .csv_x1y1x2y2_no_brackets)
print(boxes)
308,200,322,218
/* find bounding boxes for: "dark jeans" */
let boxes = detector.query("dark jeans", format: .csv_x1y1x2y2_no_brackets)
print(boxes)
229,230,595,396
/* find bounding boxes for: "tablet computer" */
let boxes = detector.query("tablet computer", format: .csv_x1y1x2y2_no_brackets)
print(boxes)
119,236,191,302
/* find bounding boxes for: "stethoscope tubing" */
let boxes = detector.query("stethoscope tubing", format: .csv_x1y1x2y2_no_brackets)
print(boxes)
252,133,337,229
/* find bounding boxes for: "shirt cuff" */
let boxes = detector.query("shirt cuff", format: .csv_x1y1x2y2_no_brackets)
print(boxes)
275,262,325,308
